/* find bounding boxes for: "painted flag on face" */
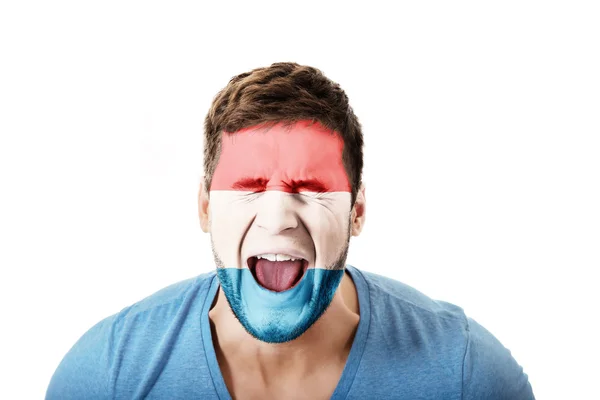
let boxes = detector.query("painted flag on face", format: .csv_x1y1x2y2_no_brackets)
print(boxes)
207,120,353,343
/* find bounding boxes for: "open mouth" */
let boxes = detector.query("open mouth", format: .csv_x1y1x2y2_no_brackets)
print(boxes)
248,256,309,292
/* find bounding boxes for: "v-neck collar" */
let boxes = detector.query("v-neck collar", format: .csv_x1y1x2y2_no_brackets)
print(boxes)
200,265,371,400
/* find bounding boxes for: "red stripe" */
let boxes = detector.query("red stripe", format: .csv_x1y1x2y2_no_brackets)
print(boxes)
210,121,351,193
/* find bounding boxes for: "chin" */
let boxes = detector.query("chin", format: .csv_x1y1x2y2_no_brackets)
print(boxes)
216,266,345,343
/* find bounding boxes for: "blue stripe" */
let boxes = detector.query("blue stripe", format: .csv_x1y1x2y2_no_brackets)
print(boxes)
217,268,344,343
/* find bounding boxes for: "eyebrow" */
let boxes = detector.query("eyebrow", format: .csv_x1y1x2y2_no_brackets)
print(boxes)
231,177,269,190
231,177,328,192
287,178,328,192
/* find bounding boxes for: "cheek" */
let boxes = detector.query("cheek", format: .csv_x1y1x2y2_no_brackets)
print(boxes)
301,196,351,269
209,193,255,268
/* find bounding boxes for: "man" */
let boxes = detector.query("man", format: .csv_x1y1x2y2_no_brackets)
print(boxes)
47,62,535,399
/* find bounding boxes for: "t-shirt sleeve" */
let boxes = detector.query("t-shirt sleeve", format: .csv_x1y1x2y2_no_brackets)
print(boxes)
45,316,117,400
462,317,535,400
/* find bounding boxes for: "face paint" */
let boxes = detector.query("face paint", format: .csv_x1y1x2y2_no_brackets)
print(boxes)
209,120,353,343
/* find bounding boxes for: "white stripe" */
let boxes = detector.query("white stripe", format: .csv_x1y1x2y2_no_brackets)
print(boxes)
208,190,351,270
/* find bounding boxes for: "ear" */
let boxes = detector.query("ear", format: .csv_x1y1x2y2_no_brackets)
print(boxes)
198,177,210,233
350,183,366,237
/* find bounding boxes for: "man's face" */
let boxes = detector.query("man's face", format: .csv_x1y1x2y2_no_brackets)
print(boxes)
206,121,354,343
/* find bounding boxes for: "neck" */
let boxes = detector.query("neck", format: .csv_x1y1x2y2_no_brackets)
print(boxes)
209,270,360,382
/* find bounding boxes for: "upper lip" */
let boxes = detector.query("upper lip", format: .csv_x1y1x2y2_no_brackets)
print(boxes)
246,249,310,262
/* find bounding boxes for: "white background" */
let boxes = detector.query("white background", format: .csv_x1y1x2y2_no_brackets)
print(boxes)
1,1,598,398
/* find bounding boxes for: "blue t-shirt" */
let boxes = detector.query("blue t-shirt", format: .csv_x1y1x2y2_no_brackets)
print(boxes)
46,265,535,399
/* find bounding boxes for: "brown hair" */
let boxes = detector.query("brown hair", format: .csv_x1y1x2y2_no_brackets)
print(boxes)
203,62,364,205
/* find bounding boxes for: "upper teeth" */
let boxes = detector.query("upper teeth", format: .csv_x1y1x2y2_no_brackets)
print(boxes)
256,254,300,262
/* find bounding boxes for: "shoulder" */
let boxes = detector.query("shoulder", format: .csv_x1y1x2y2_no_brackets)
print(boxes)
45,271,217,399
350,267,535,399
106,271,215,338
351,266,470,377
117,271,215,319
355,267,467,322
463,318,535,399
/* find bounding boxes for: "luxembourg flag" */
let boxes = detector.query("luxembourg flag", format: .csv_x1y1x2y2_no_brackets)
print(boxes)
208,120,352,342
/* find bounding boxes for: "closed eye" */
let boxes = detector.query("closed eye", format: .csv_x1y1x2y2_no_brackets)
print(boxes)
300,191,328,200
232,177,329,195
239,192,263,203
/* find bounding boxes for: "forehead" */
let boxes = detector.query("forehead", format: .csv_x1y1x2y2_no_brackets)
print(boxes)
210,121,350,191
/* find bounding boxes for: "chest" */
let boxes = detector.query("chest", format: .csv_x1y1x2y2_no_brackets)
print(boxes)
223,364,345,400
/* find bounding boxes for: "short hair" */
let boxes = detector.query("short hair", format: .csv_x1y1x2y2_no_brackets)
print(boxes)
203,62,364,205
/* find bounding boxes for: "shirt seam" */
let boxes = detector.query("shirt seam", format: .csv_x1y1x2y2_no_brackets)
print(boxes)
201,274,229,400
461,316,471,400
340,266,372,398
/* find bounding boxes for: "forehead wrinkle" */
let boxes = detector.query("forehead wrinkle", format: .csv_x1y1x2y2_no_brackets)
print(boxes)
269,169,317,186
227,122,341,163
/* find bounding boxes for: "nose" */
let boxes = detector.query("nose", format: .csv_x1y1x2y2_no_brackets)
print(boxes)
255,191,299,235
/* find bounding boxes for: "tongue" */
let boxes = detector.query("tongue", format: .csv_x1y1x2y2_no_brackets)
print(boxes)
254,259,304,292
